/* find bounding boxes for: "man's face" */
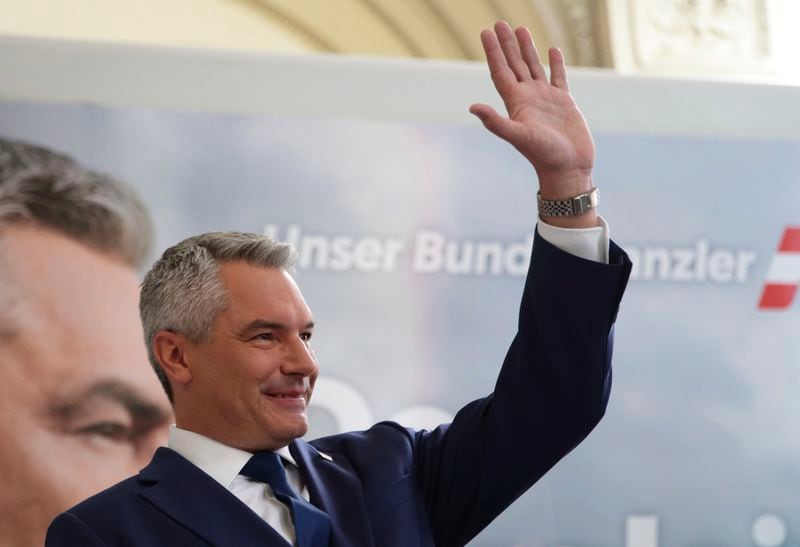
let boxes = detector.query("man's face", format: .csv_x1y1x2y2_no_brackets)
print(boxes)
178,262,318,452
0,226,172,547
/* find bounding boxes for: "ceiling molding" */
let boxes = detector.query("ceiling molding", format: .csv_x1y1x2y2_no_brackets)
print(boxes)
234,0,577,64
424,0,474,58
233,0,339,51
359,0,427,57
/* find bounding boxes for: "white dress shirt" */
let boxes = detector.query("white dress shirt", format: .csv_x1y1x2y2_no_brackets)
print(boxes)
169,426,308,545
537,215,609,264
166,218,610,544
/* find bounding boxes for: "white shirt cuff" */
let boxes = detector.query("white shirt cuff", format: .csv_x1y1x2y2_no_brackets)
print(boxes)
536,215,610,264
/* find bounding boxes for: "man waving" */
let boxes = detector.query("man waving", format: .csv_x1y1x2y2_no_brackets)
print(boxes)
47,22,630,547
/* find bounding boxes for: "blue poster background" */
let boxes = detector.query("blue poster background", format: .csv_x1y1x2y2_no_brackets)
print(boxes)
2,99,799,546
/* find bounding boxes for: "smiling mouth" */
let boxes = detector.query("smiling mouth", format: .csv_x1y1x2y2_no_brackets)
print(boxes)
263,388,306,397
261,390,308,407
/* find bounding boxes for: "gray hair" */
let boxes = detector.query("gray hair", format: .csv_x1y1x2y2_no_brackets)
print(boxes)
0,137,153,269
140,232,297,402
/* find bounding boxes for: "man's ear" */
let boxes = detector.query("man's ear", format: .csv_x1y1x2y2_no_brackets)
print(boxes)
152,331,194,386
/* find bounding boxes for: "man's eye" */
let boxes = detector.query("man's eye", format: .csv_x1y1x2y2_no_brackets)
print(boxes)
300,332,312,342
254,333,274,341
77,422,130,441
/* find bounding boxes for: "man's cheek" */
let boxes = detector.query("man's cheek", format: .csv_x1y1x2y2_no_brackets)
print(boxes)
9,438,79,510
52,452,136,505
50,434,137,488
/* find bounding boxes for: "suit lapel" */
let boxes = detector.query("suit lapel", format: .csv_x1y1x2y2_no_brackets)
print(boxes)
138,447,291,547
289,440,375,547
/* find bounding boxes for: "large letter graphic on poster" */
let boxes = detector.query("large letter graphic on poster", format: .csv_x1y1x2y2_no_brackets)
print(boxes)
758,226,800,309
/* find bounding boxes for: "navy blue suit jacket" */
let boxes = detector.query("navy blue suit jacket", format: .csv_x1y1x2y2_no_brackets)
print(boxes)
46,233,631,547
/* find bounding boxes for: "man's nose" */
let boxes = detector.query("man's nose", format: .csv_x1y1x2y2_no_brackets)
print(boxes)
282,337,317,376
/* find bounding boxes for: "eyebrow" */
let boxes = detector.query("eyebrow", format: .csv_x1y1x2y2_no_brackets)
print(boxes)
49,380,171,427
238,319,315,337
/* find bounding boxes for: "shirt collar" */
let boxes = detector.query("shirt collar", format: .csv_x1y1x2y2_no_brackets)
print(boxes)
168,425,298,489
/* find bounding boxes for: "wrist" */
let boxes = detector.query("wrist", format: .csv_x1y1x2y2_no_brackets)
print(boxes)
536,179,601,229
536,168,593,200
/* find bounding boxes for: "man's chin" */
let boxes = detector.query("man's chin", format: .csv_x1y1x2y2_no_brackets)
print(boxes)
268,418,309,446
288,414,308,432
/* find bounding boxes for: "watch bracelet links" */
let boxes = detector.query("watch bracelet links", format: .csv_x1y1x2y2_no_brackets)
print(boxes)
537,187,599,217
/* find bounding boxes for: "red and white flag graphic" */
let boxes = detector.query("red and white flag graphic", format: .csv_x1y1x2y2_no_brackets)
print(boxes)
759,227,800,309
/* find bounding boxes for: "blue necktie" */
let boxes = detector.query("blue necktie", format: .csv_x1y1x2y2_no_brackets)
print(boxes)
241,452,331,547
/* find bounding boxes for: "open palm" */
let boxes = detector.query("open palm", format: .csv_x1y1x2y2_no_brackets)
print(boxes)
470,23,595,181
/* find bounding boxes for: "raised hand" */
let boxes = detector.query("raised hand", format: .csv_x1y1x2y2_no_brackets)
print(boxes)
470,22,596,204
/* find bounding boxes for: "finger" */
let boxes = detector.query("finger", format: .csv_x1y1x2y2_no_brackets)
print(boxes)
548,47,570,91
515,26,547,80
494,21,532,82
469,103,526,143
480,28,517,92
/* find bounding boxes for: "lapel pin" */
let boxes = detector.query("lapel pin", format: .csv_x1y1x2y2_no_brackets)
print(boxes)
317,451,333,462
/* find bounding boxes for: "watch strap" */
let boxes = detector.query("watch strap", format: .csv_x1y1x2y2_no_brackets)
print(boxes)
537,187,599,217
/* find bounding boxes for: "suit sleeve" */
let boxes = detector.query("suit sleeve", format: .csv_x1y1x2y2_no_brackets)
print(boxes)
412,230,631,547
46,511,108,547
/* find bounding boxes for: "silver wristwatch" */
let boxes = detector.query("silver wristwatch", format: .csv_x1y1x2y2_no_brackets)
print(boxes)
537,187,599,217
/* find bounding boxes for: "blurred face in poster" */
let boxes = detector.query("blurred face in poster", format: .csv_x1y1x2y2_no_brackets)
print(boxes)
0,225,172,547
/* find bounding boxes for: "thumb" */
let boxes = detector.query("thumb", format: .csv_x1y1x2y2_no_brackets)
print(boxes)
469,103,524,143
